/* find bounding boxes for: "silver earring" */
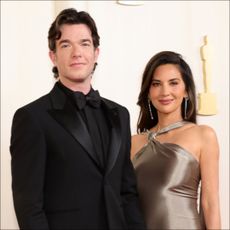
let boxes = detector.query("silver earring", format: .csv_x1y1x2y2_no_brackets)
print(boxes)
148,99,154,120
184,97,189,119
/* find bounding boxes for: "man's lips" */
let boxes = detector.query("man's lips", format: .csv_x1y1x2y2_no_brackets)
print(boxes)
70,62,85,67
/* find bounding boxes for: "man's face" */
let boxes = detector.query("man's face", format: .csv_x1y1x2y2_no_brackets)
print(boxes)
49,24,99,90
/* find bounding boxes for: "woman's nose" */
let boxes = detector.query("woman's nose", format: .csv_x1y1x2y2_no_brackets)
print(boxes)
161,85,170,96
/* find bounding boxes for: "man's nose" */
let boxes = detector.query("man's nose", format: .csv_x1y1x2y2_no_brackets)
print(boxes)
72,45,82,58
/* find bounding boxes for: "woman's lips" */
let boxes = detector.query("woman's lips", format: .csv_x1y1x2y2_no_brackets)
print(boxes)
158,99,173,105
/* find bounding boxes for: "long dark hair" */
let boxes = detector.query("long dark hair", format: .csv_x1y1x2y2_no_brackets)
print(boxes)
137,51,197,133
48,8,100,78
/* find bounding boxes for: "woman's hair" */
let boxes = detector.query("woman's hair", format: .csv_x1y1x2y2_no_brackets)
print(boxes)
137,51,197,133
48,8,100,78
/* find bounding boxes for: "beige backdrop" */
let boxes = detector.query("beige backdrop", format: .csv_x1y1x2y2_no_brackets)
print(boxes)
1,1,229,229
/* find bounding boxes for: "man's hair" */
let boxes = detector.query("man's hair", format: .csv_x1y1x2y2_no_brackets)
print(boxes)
48,8,100,78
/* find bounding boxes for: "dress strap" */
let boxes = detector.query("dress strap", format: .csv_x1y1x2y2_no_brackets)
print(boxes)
147,121,190,140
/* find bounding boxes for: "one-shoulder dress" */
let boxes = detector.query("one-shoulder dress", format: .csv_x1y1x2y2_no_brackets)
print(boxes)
132,121,205,230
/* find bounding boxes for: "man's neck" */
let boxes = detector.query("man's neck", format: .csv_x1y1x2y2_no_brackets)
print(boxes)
59,78,91,95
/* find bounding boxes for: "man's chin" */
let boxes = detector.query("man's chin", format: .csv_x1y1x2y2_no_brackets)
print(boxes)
73,78,86,83
70,76,89,83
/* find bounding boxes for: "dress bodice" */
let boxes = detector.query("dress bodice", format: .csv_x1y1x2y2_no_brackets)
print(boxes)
132,121,205,229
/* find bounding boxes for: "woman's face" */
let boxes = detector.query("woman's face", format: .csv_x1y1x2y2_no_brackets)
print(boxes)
149,64,187,118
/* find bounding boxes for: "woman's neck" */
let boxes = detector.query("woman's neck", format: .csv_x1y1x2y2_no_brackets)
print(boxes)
156,116,184,131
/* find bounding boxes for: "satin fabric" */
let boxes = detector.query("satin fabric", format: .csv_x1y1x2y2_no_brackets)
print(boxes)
132,121,206,230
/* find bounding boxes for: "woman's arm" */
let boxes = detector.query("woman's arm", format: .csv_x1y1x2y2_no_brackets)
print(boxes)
200,125,221,229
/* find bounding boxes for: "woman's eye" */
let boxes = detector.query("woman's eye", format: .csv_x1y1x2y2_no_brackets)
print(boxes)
152,82,160,87
170,81,179,85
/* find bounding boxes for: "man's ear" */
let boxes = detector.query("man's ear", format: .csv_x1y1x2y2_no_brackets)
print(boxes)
49,51,56,65
94,47,99,62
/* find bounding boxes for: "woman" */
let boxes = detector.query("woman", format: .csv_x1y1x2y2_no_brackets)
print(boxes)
131,51,221,229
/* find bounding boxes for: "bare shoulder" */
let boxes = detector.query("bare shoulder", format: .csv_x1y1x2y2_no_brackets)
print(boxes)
183,123,217,139
197,124,218,141
131,133,148,159
168,123,219,162
132,133,143,141
131,133,147,149
197,125,219,160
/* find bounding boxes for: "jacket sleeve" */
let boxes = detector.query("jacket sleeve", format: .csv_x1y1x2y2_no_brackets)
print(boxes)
10,107,49,229
120,108,146,230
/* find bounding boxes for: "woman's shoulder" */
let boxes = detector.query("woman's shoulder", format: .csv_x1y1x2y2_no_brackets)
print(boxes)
197,124,218,142
177,123,217,145
131,132,148,158
132,132,147,141
131,132,148,148
196,125,220,162
185,123,218,150
189,123,217,136
184,123,216,135
178,123,219,160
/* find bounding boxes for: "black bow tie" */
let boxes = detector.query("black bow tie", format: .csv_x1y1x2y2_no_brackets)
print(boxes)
73,90,101,110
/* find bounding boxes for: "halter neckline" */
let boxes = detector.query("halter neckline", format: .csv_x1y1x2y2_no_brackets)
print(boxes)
147,120,189,139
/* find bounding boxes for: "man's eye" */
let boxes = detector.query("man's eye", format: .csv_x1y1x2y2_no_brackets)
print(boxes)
61,44,69,48
82,43,90,46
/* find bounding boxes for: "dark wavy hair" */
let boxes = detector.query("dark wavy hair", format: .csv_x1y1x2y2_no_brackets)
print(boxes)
137,51,197,133
48,8,100,78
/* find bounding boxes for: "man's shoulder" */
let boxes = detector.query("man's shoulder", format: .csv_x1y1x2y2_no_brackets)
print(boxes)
101,97,128,111
16,92,50,112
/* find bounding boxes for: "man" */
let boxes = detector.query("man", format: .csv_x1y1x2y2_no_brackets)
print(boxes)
10,8,145,230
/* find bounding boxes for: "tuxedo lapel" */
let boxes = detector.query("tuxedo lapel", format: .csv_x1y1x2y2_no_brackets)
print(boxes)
48,84,99,166
102,100,122,174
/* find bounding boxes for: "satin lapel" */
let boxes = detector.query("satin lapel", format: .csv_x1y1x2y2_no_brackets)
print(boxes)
102,100,122,174
48,84,99,166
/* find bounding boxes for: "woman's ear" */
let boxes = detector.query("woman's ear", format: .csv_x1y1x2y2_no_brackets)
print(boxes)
184,92,188,98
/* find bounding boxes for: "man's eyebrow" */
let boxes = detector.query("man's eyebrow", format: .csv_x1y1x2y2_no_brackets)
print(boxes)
57,39,70,45
57,39,92,45
81,39,92,43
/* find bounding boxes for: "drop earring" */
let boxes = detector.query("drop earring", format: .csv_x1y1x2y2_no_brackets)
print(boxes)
184,97,189,119
148,99,154,120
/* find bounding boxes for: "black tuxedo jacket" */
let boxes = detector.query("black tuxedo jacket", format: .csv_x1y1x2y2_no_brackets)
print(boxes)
10,83,145,230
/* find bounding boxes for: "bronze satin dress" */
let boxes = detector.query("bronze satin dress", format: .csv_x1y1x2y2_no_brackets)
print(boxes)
132,121,206,230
